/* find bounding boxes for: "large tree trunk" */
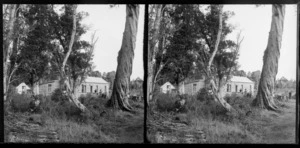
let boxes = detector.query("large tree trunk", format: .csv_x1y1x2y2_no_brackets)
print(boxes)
252,5,285,111
147,5,164,106
203,5,234,112
205,77,235,112
147,71,154,106
151,36,167,102
3,5,18,101
106,5,139,112
59,5,87,112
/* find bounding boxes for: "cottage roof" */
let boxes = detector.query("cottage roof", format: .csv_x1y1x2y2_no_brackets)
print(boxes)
16,82,30,89
230,76,254,83
84,77,109,84
161,82,175,89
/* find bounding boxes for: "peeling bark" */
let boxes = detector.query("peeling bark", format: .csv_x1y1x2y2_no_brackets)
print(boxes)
106,5,139,112
147,5,164,106
3,5,18,101
252,5,285,111
203,5,235,112
59,5,87,112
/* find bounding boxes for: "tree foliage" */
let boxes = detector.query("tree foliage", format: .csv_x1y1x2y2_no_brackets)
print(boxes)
156,5,239,87
149,4,241,112
3,4,94,111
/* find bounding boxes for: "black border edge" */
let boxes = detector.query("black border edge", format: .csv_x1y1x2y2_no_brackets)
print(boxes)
0,0,300,4
296,1,300,145
1,3,4,143
143,4,149,144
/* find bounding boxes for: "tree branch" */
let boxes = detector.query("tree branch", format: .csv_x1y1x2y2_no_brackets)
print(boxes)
61,5,77,74
207,5,223,72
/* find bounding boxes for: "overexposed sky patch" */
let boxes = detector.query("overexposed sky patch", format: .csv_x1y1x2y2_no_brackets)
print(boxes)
78,5,144,80
223,5,297,80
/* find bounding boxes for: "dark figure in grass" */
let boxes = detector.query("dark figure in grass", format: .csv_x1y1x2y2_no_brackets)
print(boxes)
174,94,188,113
29,95,41,113
246,92,252,98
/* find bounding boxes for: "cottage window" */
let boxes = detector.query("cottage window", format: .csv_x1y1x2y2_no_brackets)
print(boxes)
90,86,93,93
48,84,52,93
82,85,86,93
167,85,170,93
193,84,197,94
227,84,230,92
22,86,25,92
235,85,238,92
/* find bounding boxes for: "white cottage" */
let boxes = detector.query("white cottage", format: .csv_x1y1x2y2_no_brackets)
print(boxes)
39,79,60,96
160,82,176,94
77,77,110,97
16,82,30,94
224,76,255,96
178,77,205,95
38,76,110,98
179,76,255,97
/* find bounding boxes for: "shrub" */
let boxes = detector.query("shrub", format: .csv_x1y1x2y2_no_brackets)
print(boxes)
79,94,108,122
51,88,69,103
196,88,214,102
155,93,177,112
222,93,255,122
7,85,17,99
43,91,110,124
41,94,82,122
187,94,229,121
10,93,32,112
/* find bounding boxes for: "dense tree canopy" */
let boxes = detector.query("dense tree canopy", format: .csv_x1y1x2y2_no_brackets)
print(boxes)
148,4,241,112
3,5,94,110
157,5,238,87
10,5,93,88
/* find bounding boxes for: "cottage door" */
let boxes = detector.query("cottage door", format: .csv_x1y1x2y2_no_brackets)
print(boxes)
193,84,197,94
22,86,25,94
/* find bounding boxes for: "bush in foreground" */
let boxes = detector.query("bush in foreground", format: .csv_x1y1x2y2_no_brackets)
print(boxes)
10,93,32,113
155,93,177,112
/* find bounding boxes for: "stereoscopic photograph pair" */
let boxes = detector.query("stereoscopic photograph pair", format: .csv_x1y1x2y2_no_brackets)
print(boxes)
2,3,298,144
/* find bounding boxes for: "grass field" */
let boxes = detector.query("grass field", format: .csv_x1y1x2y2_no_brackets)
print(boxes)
147,91,296,144
4,92,144,143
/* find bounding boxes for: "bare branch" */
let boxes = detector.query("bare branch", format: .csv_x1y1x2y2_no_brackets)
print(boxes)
225,30,244,83
208,5,223,70
61,5,77,73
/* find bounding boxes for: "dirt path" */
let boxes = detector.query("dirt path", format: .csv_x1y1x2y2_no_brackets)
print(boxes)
262,99,296,144
99,102,144,143
117,110,144,143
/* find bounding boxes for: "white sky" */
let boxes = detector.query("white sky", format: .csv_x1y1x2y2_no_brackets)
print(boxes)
76,5,296,81
223,5,297,80
77,5,144,80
